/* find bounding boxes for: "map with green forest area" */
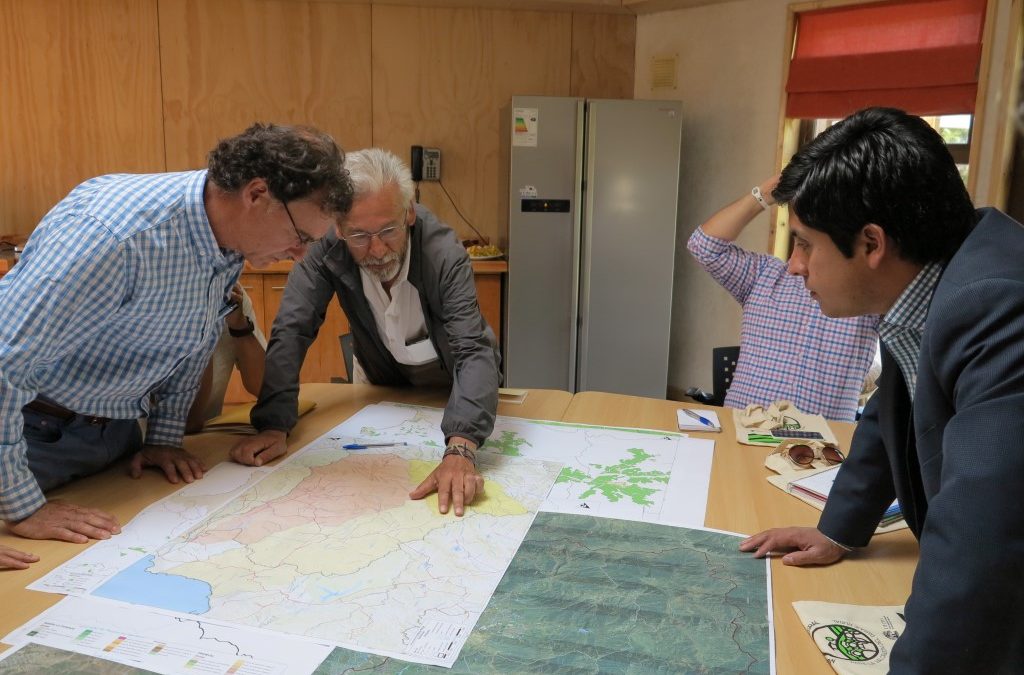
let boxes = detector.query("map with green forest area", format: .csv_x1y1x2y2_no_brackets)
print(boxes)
557,447,669,506
347,403,715,527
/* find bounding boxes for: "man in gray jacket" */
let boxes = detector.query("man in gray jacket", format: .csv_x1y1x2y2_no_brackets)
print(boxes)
229,149,500,517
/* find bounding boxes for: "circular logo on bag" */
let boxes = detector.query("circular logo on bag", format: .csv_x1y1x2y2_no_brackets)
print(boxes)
812,623,885,663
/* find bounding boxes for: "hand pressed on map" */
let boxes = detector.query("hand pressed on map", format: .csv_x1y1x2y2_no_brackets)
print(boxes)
228,429,288,467
409,436,484,517
6,500,121,544
739,526,848,566
129,445,206,484
0,543,39,569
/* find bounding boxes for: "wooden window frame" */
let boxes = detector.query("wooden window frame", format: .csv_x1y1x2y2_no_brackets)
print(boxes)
769,0,1005,258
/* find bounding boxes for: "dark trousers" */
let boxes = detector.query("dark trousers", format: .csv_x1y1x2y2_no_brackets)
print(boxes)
22,407,142,492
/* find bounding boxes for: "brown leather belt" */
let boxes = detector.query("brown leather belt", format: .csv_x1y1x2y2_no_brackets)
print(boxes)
25,399,112,426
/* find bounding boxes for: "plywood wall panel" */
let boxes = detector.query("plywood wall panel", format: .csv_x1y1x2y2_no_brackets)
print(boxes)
158,0,373,170
371,5,572,243
0,0,164,235
570,12,636,98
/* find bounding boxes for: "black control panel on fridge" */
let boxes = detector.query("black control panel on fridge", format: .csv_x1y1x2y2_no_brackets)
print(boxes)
520,199,570,213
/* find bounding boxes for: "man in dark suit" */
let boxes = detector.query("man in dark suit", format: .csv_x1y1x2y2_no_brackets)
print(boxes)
739,107,1024,672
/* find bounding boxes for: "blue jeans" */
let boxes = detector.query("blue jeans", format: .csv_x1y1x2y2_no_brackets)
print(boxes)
22,407,143,492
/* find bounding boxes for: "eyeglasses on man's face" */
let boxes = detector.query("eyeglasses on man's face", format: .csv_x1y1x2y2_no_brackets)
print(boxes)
282,201,320,246
340,223,407,249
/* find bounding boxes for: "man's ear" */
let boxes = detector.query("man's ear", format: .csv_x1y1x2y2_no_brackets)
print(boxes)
241,178,270,208
860,223,889,269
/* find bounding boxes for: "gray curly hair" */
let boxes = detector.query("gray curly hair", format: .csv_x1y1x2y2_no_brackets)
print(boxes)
343,148,416,212
207,123,353,216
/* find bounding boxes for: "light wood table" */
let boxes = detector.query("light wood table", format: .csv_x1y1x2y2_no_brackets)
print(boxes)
0,384,573,650
563,391,920,675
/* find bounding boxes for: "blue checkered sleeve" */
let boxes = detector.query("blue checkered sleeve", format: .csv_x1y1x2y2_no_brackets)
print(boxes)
0,219,128,521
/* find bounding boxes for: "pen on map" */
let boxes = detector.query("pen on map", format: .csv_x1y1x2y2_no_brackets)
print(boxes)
342,442,409,450
682,408,714,427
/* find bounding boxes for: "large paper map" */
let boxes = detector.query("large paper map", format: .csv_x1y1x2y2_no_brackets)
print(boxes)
347,403,715,526
312,512,773,673
30,402,717,671
86,418,562,667
30,462,278,597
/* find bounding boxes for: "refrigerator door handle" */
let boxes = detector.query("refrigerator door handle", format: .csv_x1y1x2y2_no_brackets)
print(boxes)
575,100,599,393
569,99,585,392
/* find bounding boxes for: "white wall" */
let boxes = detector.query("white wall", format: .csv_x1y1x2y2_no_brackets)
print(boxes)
637,0,1019,399
635,0,793,398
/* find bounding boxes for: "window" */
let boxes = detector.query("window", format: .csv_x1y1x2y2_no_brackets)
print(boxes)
770,0,992,257
800,114,973,183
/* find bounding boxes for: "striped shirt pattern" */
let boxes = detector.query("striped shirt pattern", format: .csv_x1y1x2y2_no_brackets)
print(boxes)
0,171,243,520
688,226,878,421
877,263,943,400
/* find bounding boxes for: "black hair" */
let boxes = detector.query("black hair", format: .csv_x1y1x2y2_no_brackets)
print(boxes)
207,123,353,216
773,107,975,264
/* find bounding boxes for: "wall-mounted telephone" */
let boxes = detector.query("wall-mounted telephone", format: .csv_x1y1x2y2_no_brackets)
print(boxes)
411,145,441,182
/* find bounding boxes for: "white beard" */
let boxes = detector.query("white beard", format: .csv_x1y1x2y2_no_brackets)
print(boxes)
358,249,404,283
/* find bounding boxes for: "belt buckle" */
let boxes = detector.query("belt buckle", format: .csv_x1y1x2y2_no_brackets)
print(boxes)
84,415,107,426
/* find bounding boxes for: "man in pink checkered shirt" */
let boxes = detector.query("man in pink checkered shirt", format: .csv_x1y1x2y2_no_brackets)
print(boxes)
687,175,877,421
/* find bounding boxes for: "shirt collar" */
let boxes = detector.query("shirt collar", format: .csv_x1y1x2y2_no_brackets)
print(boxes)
396,239,412,284
879,262,943,336
187,170,239,269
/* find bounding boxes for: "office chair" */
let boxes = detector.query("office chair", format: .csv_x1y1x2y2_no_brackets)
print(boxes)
711,345,739,406
332,333,355,384
686,345,739,407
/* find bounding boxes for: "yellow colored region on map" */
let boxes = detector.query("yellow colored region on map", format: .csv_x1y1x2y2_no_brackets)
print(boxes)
154,454,535,601
408,460,528,517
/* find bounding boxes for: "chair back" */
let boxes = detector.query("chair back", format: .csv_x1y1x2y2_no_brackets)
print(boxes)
711,345,740,406
338,333,355,383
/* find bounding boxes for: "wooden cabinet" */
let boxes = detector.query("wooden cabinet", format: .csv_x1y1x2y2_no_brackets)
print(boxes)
471,260,505,340
263,273,350,385
225,260,506,404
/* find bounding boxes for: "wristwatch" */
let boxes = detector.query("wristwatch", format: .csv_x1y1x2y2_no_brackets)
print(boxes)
228,316,255,338
442,442,477,466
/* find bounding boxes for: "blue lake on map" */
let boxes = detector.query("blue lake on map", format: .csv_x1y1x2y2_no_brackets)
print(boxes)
94,555,212,614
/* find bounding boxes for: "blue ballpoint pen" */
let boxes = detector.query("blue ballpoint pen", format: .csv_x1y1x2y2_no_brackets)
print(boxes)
342,441,409,450
682,408,715,428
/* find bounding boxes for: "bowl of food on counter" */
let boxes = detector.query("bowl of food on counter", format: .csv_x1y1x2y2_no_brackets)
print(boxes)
464,242,504,260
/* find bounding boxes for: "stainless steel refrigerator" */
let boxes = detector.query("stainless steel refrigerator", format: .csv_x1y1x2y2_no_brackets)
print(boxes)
505,96,682,397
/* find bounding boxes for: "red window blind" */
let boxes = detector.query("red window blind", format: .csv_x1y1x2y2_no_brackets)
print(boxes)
786,0,988,118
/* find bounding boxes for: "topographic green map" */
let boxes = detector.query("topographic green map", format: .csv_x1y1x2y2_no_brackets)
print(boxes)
313,512,772,674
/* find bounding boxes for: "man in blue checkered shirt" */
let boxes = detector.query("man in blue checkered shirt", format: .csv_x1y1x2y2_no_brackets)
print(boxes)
0,123,352,568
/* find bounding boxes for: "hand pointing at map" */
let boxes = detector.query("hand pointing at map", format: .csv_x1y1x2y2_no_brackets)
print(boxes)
409,436,485,517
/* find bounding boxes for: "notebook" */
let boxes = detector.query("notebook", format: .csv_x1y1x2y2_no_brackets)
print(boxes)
498,388,529,404
198,399,317,434
676,408,722,432
785,465,903,527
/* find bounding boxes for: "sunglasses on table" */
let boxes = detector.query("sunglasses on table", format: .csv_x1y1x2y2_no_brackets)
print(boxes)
782,442,845,468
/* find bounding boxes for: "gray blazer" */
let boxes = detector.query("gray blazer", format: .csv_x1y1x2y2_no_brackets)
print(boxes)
818,208,1024,673
251,204,500,446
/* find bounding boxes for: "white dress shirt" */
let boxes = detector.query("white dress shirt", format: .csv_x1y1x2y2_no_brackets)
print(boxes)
354,247,439,383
